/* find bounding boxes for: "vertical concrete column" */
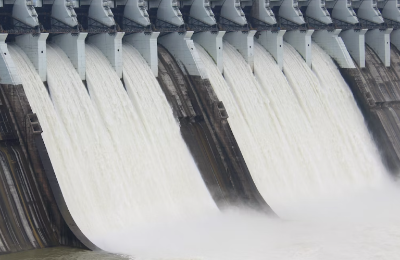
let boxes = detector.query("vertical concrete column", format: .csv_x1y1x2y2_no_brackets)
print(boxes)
15,33,49,81
123,32,160,77
0,34,21,85
158,31,207,78
339,29,367,68
88,32,125,78
284,29,314,67
52,33,88,80
224,30,256,72
312,29,355,69
192,31,226,73
365,28,393,67
256,30,286,70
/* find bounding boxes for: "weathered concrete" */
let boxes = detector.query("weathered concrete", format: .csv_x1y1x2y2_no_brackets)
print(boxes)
0,84,85,255
339,45,400,173
159,31,207,78
157,46,274,213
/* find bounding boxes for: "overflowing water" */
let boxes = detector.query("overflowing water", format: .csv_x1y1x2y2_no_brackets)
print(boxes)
8,44,83,231
85,44,216,233
196,41,386,212
8,39,400,260
11,42,216,243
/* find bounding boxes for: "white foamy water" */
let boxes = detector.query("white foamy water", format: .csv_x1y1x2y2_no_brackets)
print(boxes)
84,44,216,232
121,44,211,215
196,42,300,208
46,44,126,235
9,40,400,260
8,44,83,229
11,42,216,242
196,41,387,211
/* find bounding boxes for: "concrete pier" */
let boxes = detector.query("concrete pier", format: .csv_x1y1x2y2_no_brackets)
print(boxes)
365,28,393,67
0,34,21,85
192,31,226,73
158,31,207,78
224,30,256,71
88,32,125,78
256,30,286,70
124,32,160,77
284,29,314,67
15,33,49,81
312,29,355,69
340,29,367,68
53,33,88,80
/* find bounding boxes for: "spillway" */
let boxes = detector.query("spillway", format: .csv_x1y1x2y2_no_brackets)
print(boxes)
121,44,210,210
197,41,387,212
9,41,217,246
282,43,386,191
340,45,400,172
85,44,216,233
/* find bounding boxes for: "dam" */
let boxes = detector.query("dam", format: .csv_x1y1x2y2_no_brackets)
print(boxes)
0,0,399,259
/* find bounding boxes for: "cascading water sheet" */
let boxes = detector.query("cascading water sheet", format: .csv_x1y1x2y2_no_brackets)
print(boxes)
283,43,385,189
121,44,214,214
46,44,126,236
8,38,400,260
197,41,387,212
310,43,385,181
196,42,297,208
85,44,216,232
11,42,216,245
8,45,84,234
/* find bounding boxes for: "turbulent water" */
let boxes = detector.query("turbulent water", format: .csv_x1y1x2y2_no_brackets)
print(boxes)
196,41,386,212
10,42,216,244
85,44,216,233
8,40,400,260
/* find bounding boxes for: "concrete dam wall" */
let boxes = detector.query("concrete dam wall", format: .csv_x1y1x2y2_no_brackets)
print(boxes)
340,45,400,172
0,0,399,257
157,45,270,211
0,84,84,255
